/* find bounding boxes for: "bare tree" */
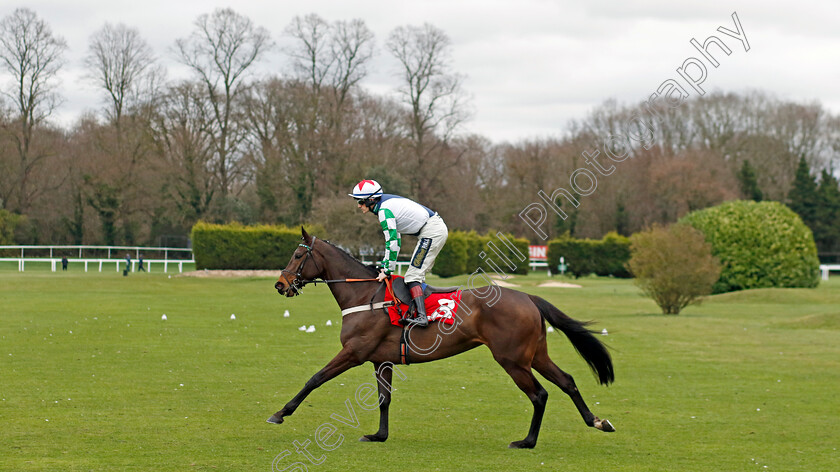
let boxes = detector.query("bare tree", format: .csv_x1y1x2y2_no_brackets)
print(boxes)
285,14,333,92
386,23,470,199
241,77,303,223
174,8,272,206
151,81,215,226
0,8,67,213
329,19,374,109
82,23,163,243
85,23,160,124
285,15,374,111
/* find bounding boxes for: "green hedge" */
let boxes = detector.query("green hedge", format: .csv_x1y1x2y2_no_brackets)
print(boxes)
600,232,632,277
463,231,490,274
680,200,820,293
432,231,469,277
191,222,322,270
192,222,530,276
432,230,530,278
547,232,631,278
476,231,529,276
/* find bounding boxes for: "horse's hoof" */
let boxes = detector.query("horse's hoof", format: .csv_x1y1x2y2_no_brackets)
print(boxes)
595,418,615,432
359,434,387,442
266,415,284,424
508,440,535,449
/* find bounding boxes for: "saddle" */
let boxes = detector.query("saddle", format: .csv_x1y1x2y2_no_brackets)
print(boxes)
382,276,461,328
390,276,460,305
384,276,462,365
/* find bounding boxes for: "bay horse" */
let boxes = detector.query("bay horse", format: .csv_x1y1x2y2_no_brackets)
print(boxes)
268,228,615,448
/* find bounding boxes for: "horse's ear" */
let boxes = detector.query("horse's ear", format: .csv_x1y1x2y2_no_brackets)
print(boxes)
301,226,312,244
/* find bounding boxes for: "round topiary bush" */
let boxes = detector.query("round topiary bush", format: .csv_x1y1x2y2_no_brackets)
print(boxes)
679,200,820,293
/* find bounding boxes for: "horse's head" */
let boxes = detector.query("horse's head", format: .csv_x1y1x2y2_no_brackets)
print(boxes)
275,227,323,297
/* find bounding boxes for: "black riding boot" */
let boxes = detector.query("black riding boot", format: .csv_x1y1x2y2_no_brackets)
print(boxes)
405,283,428,327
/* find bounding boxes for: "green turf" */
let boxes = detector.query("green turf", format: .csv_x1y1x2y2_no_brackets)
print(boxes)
1,270,838,471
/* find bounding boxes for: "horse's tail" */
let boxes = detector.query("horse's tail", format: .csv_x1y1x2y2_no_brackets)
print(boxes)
529,294,614,385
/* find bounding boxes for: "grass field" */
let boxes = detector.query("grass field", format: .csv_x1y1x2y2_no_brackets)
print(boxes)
2,268,839,471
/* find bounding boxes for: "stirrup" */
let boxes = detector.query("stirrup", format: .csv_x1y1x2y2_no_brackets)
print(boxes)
405,302,429,327
399,303,429,327
401,315,428,327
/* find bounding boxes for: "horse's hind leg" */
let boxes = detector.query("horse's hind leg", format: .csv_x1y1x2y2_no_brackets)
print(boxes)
497,359,549,449
532,350,615,432
360,362,394,442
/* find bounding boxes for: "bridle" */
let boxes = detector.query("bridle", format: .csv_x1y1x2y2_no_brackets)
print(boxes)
278,238,322,295
277,237,379,295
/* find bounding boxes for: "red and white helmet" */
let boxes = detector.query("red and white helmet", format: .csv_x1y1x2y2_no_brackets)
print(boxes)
348,180,383,199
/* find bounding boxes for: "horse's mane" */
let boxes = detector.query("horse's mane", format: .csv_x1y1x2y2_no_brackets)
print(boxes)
317,238,379,276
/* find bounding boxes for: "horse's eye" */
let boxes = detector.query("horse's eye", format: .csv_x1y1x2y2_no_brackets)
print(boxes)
294,253,303,259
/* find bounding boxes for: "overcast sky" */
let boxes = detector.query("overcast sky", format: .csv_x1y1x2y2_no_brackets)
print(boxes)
4,0,839,143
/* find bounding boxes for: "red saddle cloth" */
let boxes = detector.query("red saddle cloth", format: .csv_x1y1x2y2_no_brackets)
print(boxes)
384,277,460,327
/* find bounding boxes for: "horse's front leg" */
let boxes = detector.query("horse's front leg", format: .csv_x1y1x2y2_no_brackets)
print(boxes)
360,362,395,442
267,347,361,424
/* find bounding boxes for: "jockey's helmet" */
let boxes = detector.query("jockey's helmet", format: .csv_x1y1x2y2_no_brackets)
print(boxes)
349,180,383,204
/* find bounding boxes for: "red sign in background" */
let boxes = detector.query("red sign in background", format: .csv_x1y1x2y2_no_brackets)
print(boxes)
529,245,547,261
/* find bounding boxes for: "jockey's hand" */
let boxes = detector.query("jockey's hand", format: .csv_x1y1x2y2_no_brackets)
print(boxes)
376,270,388,282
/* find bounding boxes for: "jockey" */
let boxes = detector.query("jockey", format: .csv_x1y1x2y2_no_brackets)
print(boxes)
350,179,449,327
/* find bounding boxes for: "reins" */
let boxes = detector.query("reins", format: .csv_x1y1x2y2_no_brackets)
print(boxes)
281,238,383,291
304,277,380,285
280,240,402,319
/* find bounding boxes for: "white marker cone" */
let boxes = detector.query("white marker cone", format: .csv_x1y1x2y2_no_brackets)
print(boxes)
601,328,608,336
306,325,315,333
230,314,236,320
161,314,167,321
325,320,332,326
283,310,290,318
